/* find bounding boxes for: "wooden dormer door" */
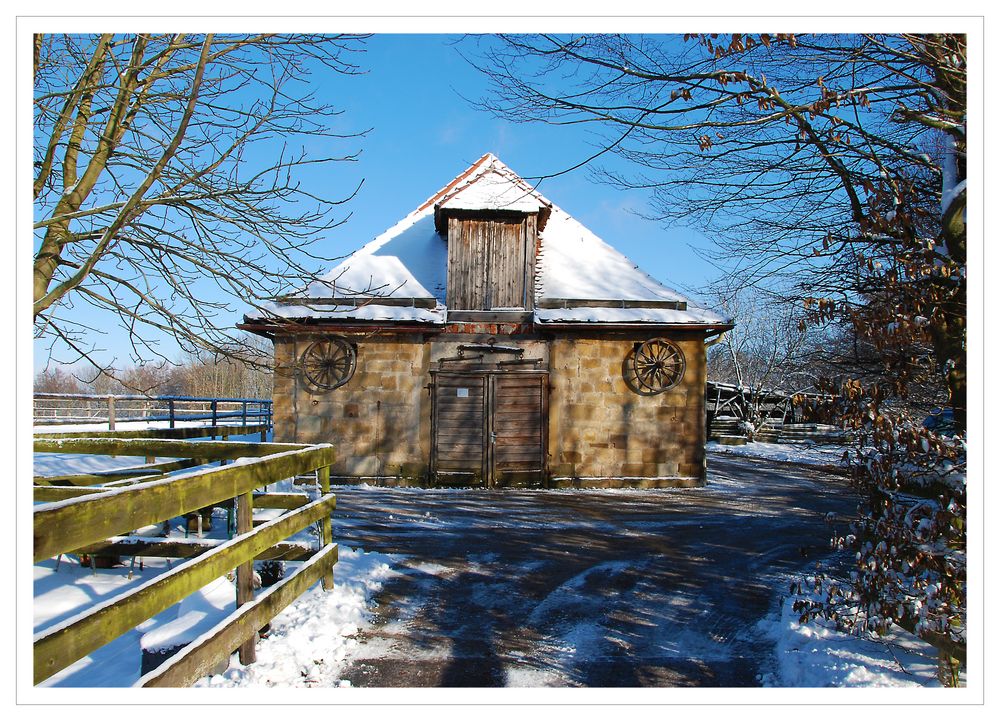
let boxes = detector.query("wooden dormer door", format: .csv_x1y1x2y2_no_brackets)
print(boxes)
445,213,536,311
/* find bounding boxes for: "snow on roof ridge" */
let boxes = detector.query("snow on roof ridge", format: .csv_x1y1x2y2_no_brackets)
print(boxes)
299,153,532,301
406,158,686,305
415,153,495,213
416,152,551,213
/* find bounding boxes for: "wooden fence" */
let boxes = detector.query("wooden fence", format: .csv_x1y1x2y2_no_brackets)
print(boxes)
33,429,336,687
705,381,839,440
33,392,273,431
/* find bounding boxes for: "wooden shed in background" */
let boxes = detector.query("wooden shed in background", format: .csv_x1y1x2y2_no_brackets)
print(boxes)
241,154,732,488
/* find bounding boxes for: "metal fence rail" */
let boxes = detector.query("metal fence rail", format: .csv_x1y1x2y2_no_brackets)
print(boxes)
33,393,273,431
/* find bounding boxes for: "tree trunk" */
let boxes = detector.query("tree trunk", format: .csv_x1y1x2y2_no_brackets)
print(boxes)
937,649,962,687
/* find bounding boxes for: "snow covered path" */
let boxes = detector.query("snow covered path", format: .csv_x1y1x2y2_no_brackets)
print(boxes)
705,439,849,469
326,456,860,687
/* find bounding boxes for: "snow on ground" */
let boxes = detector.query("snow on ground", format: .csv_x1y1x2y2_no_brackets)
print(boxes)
757,578,959,687
140,575,237,655
193,547,398,688
33,452,153,476
708,444,955,687
34,540,398,687
35,554,185,687
707,440,848,468
36,527,952,689
35,431,952,689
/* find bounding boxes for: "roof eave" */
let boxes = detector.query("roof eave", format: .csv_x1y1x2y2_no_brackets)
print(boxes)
239,316,445,337
533,321,735,334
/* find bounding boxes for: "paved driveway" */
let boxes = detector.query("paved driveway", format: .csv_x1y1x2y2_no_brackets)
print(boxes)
330,455,857,687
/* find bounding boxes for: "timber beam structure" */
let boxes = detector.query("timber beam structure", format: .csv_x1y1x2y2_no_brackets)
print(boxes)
71,537,317,562
34,495,336,684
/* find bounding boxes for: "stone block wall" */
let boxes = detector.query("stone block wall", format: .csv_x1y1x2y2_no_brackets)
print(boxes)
272,335,431,481
546,332,707,486
272,329,707,487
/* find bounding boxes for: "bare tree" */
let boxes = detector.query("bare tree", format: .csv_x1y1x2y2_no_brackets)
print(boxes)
175,335,274,399
708,290,812,390
33,366,85,394
471,33,967,679
470,33,965,429
33,33,368,379
706,288,814,436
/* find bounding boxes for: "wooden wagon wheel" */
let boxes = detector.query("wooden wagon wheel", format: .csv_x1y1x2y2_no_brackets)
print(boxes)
630,338,686,394
300,337,356,391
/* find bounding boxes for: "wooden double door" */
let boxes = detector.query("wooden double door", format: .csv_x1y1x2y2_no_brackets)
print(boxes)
431,371,548,487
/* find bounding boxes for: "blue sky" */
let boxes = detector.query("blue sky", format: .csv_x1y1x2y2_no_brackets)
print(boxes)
319,35,719,284
34,34,721,373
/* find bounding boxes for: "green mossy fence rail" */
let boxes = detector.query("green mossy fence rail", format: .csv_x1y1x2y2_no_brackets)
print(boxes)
33,433,336,687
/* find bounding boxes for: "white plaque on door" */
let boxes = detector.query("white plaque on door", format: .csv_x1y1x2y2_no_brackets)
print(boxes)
456,388,469,397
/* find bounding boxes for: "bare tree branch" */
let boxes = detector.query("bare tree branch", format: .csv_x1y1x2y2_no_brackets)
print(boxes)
33,33,370,376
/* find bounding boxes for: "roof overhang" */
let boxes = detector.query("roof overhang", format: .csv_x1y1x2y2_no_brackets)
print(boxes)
272,296,439,309
238,316,445,339
536,298,689,311
532,321,734,337
241,315,732,340
433,205,552,235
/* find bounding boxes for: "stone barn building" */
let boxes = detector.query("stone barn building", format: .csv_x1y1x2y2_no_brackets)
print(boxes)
241,154,732,488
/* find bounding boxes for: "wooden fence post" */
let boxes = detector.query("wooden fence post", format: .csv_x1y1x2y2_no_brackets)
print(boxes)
236,491,256,664
211,400,218,429
242,401,247,428
168,399,176,429
317,466,334,591
107,396,116,431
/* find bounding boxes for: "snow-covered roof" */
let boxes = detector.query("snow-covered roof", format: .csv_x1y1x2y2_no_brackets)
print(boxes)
261,299,445,325
535,206,686,303
533,305,728,326
437,161,550,214
301,209,445,303
250,153,730,329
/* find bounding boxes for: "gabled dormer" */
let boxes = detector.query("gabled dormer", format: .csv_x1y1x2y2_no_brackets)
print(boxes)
430,154,551,312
